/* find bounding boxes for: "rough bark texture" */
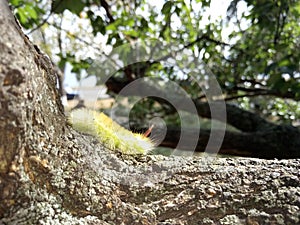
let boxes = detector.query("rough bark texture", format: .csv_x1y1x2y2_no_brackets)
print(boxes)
0,1,300,224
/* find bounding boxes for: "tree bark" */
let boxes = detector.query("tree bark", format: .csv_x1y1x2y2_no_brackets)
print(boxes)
0,1,299,224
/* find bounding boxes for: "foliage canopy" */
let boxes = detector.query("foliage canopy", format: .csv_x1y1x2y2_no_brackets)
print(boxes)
9,0,300,125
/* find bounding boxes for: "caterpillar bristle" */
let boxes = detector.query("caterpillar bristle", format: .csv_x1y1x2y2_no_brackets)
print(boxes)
68,109,97,135
69,109,154,154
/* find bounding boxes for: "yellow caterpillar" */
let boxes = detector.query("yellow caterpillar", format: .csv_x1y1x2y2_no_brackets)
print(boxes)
68,109,153,154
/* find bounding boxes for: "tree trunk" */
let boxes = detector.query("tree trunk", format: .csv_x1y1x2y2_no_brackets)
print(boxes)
0,1,299,224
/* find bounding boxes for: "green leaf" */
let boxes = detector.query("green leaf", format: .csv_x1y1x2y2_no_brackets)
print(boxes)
51,0,85,15
123,30,139,38
10,0,21,6
16,8,27,24
141,17,148,28
90,16,106,35
106,23,117,31
124,18,135,27
295,92,300,100
267,73,281,86
174,6,181,16
161,1,173,15
269,74,286,91
265,62,277,74
278,59,290,67
24,4,37,19
58,57,67,69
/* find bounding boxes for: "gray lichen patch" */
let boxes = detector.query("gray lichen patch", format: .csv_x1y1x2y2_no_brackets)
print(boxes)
1,183,104,225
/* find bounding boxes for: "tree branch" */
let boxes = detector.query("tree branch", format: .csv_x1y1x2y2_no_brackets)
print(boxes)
100,0,115,23
227,86,298,100
157,125,300,158
105,77,276,132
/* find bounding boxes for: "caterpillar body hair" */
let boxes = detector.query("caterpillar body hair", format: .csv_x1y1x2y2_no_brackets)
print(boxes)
69,109,154,154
